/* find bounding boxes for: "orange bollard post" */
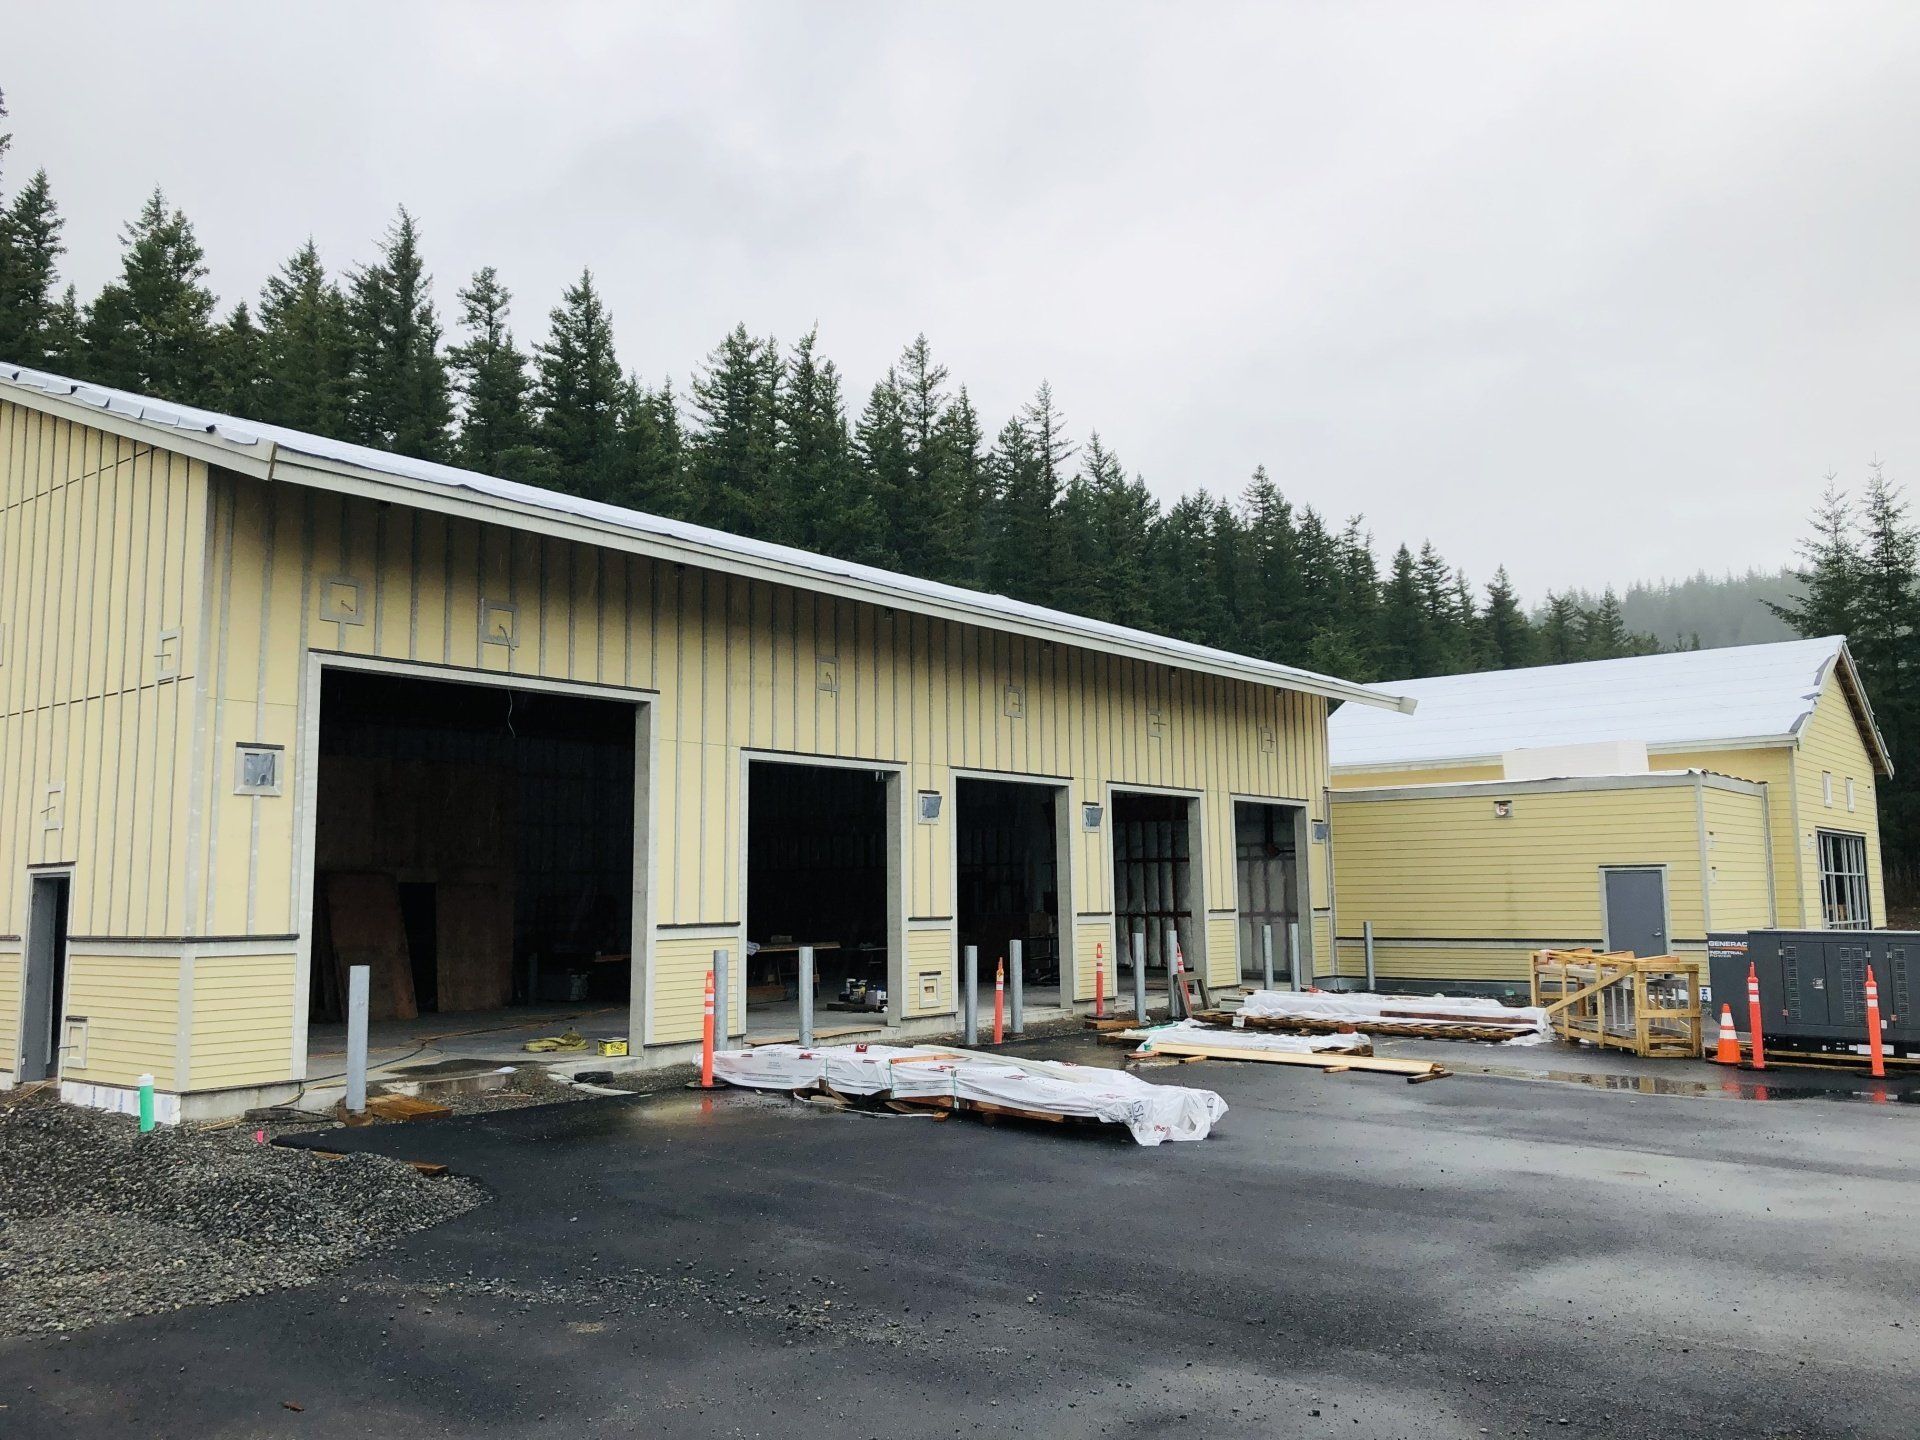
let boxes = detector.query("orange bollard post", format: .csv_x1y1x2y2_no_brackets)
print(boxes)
1713,1004,1742,1064
700,968,716,1088
993,958,1006,1044
1095,943,1107,1019
1865,964,1887,1079
1746,961,1766,1071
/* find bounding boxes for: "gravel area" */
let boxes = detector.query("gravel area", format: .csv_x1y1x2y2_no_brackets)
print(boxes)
0,1088,487,1338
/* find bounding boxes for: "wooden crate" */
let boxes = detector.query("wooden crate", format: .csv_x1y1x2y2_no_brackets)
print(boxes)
1531,948,1703,1058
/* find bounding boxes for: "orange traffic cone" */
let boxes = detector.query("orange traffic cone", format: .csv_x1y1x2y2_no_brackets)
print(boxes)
1714,1003,1741,1065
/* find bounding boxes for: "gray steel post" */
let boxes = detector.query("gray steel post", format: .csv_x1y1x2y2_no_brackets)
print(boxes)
712,948,730,1046
1288,921,1303,992
1363,921,1376,992
1166,925,1183,1020
1262,923,1275,990
345,964,369,1114
1009,938,1024,1035
963,945,979,1044
798,944,815,1046
1132,929,1147,1020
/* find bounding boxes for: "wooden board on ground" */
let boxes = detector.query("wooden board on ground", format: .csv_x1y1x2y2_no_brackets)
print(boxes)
1135,1036,1449,1083
321,871,418,1021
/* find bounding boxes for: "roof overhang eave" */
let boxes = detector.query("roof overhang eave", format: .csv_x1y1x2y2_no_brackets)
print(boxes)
1,372,1410,713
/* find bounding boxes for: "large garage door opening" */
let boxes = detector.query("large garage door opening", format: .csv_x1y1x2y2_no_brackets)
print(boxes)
1112,791,1199,1008
956,777,1063,1011
746,761,895,1041
307,669,638,1060
1235,801,1303,986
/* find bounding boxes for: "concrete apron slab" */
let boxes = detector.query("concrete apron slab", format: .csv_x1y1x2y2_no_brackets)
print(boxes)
296,1000,1096,1112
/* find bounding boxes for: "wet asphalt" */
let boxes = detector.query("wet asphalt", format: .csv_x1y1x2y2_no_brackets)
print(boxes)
2,1037,1917,1439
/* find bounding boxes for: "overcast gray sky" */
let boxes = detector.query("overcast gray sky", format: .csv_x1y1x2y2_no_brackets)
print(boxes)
7,2,1917,598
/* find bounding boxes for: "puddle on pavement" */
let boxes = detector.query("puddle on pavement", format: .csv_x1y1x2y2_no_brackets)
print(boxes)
1454,1062,1919,1104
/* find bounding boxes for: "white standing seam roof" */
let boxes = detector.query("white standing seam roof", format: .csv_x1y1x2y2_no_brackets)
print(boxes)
1326,636,1891,776
0,363,1410,713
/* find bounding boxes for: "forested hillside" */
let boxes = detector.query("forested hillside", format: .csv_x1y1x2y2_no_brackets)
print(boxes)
0,91,1683,689
1549,571,1798,651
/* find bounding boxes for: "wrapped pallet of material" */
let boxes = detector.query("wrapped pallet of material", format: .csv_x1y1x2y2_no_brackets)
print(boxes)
1235,989,1550,1043
710,1043,1227,1145
1135,1018,1369,1057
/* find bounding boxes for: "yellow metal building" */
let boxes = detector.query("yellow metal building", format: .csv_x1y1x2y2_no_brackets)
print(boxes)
0,366,1408,1118
1326,640,1892,992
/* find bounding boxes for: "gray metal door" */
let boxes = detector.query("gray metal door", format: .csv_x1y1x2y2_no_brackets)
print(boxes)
1603,868,1666,956
18,874,70,1082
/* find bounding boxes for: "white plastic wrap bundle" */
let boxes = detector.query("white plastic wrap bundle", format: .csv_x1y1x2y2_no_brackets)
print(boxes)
710,1043,1228,1145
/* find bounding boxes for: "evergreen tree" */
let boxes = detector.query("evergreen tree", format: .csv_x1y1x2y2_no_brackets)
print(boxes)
0,168,66,366
934,386,990,586
39,283,81,373
1539,593,1583,663
1481,566,1534,668
780,330,876,557
854,370,913,561
1060,435,1154,628
1377,544,1431,678
210,301,263,418
255,239,351,436
611,375,686,517
892,334,967,579
1767,479,1860,641
446,266,537,479
1581,588,1629,659
1149,493,1230,644
984,382,1072,603
1239,467,1308,662
345,208,451,460
533,268,623,495
688,324,782,535
81,188,218,399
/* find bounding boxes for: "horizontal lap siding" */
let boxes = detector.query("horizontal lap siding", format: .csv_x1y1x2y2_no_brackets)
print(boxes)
1332,786,1706,941
905,929,953,1017
0,947,18,1069
1701,787,1773,931
61,953,180,1089
652,935,723,1046
1659,746,1799,926
1791,672,1886,926
1072,916,1116,1002
1337,939,1547,987
188,953,297,1089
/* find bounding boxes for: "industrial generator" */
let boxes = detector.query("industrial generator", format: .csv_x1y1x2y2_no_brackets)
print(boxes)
1707,930,1917,1053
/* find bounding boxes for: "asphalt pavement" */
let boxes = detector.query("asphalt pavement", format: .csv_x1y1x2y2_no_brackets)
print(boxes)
3,1037,1916,1438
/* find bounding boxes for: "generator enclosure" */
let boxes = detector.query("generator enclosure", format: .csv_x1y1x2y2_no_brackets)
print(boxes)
1708,930,1918,1049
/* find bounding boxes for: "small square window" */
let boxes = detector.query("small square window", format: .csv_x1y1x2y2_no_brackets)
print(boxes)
235,744,283,796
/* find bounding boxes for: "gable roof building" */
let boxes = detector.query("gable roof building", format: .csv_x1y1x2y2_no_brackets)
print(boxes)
0,363,1402,1119
1325,638,1891,994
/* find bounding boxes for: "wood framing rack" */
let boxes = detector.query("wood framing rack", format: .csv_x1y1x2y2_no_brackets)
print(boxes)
1531,949,1704,1058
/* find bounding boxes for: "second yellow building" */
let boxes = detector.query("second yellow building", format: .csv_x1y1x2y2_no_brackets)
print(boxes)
1326,639,1891,994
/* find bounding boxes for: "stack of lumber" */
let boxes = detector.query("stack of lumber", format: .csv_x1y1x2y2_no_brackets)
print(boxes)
1220,989,1549,1044
1129,1019,1451,1083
